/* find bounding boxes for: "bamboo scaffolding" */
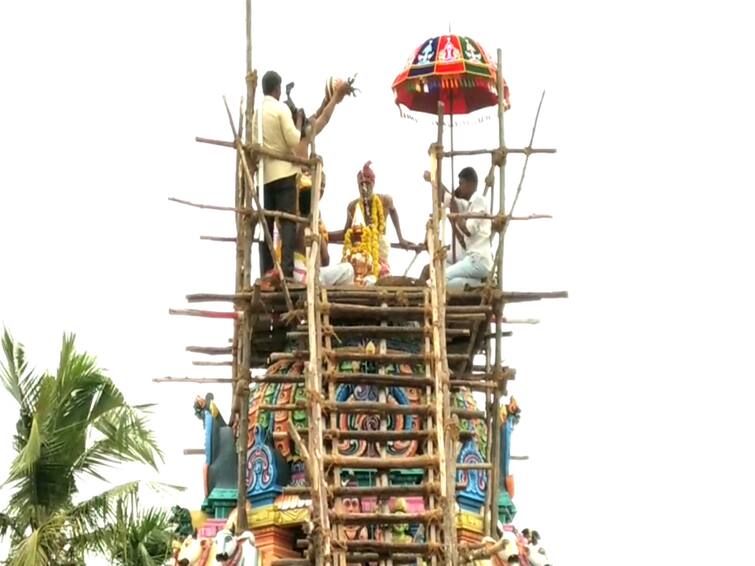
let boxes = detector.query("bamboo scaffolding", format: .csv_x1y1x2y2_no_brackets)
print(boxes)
195,136,317,167
445,212,551,221
344,555,425,564
169,196,308,224
324,429,435,441
422,286,439,566
326,373,433,388
329,483,441,498
375,301,392,566
321,288,346,566
428,102,457,566
456,463,493,471
200,235,237,242
249,374,304,384
441,147,556,157
186,346,232,355
288,326,470,338
302,146,332,565
329,510,442,525
319,304,491,317
153,376,233,384
258,402,436,416
323,455,438,469
486,48,510,535
179,288,568,308
482,327,494,536
169,308,238,319
270,351,470,364
342,541,441,555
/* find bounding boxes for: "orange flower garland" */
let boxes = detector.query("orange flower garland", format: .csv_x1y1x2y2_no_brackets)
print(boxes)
342,195,385,277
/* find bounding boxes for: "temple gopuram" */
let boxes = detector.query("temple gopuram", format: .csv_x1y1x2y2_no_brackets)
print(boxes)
160,5,564,566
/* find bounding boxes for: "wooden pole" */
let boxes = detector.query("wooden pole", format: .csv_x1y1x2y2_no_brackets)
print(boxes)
489,47,506,534
428,101,457,566
234,0,256,531
245,0,253,145
304,132,332,565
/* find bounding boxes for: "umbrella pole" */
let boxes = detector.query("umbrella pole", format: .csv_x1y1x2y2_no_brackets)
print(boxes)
450,97,457,263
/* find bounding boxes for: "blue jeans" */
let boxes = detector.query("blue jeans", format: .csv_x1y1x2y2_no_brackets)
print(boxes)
446,254,491,290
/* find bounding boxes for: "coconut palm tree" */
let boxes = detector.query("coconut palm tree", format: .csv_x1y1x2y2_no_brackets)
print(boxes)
0,329,164,566
95,494,175,566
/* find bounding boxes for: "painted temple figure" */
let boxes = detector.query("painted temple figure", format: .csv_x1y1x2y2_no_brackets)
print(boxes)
194,393,239,520
183,352,528,565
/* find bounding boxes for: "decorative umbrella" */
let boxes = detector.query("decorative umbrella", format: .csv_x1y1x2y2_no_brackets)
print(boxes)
392,34,510,117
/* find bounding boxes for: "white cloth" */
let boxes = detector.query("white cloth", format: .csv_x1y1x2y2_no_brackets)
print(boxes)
321,262,355,286
252,95,301,184
294,253,354,286
444,193,493,271
528,543,550,566
446,254,489,289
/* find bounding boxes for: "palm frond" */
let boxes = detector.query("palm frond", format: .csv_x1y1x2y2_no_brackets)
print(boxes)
89,405,163,469
8,415,42,479
1,329,43,416
7,514,67,566
68,481,143,538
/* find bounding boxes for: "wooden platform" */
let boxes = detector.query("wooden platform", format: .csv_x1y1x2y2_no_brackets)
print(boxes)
181,282,565,373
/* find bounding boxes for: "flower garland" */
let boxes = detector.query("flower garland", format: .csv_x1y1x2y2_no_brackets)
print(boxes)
342,195,385,277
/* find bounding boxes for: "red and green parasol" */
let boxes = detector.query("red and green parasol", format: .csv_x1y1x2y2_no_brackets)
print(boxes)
391,34,510,117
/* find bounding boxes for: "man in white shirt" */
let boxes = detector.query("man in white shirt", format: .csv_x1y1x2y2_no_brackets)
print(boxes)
438,167,494,289
448,167,493,287
255,70,303,280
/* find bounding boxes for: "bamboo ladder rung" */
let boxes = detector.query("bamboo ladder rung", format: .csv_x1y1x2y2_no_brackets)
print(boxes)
330,482,441,498
456,463,493,470
325,401,436,416
271,351,469,363
343,553,428,564
341,540,442,555
329,509,442,525
323,454,439,469
271,351,470,363
451,368,516,380
285,482,443,498
288,326,471,338
271,560,311,566
451,408,486,419
260,403,435,415
249,375,305,385
324,428,435,441
326,373,433,387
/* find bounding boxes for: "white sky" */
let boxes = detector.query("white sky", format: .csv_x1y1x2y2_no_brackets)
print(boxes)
1,1,754,564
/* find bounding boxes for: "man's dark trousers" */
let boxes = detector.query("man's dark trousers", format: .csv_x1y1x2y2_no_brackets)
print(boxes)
260,174,297,278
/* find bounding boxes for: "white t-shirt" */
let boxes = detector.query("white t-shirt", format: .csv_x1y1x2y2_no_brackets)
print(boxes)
445,194,493,270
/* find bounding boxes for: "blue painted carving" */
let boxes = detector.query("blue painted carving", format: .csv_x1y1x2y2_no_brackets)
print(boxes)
500,416,513,492
246,425,290,506
194,393,237,499
333,383,416,458
455,439,488,513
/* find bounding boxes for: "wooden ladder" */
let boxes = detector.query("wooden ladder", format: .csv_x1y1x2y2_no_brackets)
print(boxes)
302,284,456,566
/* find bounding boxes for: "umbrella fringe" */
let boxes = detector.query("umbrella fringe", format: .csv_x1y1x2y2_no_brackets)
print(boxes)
395,105,496,127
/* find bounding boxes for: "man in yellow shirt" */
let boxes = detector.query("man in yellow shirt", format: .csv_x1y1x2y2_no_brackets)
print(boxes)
255,70,304,279
256,71,351,280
